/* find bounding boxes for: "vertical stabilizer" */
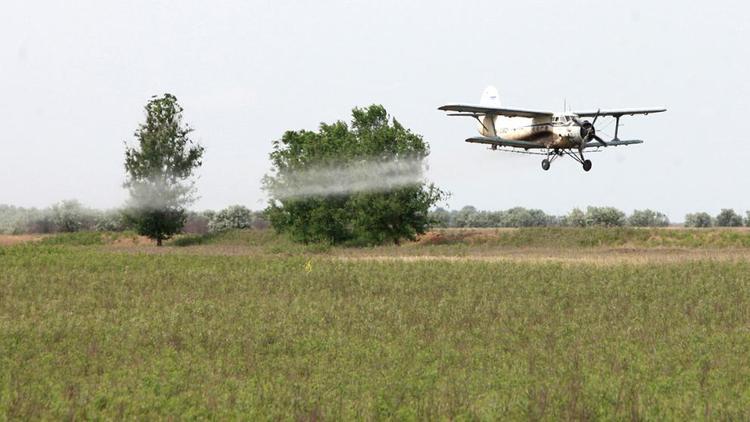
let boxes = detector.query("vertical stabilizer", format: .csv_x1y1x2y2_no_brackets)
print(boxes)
478,86,500,136
480,86,501,107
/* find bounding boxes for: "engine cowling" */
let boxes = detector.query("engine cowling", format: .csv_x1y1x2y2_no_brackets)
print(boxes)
579,121,595,142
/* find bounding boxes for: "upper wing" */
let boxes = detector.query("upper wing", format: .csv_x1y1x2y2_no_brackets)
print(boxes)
466,136,545,149
573,108,666,118
439,104,554,118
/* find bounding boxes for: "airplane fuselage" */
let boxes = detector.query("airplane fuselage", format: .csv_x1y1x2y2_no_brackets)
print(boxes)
480,114,585,150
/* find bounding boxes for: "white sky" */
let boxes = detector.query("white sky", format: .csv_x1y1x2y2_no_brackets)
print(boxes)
1,0,748,220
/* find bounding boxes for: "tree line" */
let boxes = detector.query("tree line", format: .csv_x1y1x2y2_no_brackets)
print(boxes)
0,202,268,235
4,202,750,235
432,206,750,228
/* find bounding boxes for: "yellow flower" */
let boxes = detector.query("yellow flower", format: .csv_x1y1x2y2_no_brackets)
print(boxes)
304,259,313,274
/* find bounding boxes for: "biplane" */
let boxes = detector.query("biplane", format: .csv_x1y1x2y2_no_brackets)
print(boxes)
439,86,666,171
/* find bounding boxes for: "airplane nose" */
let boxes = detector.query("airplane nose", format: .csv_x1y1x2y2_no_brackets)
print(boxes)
579,121,595,141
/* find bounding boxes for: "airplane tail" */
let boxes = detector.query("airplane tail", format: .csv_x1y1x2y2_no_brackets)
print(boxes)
480,85,501,107
478,86,500,136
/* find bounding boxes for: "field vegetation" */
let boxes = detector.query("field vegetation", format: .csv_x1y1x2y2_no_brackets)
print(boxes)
2,228,750,419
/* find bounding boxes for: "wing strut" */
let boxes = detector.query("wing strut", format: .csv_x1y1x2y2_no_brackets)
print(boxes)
614,116,620,141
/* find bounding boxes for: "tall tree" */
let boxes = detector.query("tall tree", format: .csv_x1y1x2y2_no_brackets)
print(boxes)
263,105,445,245
123,94,204,246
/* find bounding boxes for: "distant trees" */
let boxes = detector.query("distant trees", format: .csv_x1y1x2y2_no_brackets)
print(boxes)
208,205,255,233
5,201,750,235
684,212,713,228
715,209,743,227
264,105,445,245
122,94,205,246
440,206,552,228
50,200,95,233
627,209,670,227
565,208,587,227
584,206,626,227
0,202,124,234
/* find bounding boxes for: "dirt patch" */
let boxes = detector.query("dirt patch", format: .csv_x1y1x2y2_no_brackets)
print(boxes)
0,235,43,246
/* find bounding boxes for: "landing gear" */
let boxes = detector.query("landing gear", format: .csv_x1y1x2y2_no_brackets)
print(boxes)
540,148,593,172
557,148,594,172
541,149,561,171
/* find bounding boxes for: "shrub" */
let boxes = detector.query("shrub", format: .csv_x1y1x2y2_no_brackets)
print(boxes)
94,210,129,232
429,207,452,228
628,209,670,227
208,205,254,233
585,207,625,227
182,212,210,235
685,212,713,228
51,200,99,232
715,209,743,227
563,208,587,227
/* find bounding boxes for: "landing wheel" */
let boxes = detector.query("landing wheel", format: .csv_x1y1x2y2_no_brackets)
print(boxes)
583,159,592,172
541,159,550,171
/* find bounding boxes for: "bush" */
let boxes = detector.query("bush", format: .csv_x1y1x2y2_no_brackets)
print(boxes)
251,211,270,229
498,207,549,227
208,205,254,233
746,211,750,227
94,210,129,232
564,208,587,227
0,205,35,234
183,211,212,234
429,207,452,228
715,209,743,227
50,200,98,232
685,212,713,228
628,209,670,227
585,207,626,227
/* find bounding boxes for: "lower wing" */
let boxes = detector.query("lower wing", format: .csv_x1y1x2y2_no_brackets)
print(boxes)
467,137,643,149
465,136,545,150
584,139,643,148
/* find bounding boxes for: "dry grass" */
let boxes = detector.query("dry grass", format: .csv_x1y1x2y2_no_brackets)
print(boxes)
0,235,42,246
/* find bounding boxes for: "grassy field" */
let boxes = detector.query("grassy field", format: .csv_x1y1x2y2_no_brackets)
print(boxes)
2,229,750,419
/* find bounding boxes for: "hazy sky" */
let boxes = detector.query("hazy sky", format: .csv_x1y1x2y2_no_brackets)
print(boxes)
2,0,748,219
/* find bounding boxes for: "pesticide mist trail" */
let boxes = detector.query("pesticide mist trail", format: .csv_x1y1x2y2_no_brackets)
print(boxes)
271,158,426,199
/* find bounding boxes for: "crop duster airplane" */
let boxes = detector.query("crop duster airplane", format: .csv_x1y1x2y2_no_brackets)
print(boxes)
439,86,665,171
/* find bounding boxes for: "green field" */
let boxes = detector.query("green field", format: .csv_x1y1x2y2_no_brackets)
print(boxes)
2,229,750,419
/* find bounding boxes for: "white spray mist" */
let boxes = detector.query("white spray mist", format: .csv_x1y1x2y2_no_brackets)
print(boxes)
268,157,427,200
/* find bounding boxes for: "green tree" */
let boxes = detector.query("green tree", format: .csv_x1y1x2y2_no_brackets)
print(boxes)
50,199,96,232
565,208,587,227
715,208,743,227
628,209,670,227
123,94,204,246
263,105,444,245
586,206,626,227
684,212,713,228
429,207,452,228
209,205,254,233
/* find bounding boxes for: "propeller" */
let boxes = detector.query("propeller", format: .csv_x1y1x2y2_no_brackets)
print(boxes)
575,109,607,147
